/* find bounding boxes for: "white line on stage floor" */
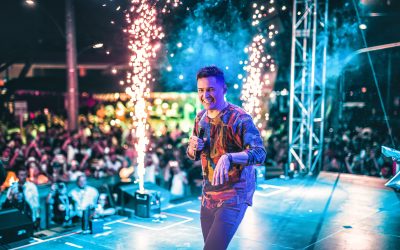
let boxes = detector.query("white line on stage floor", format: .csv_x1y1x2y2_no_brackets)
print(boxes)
118,212,193,231
65,242,83,248
255,184,290,197
11,231,81,250
187,209,200,214
93,230,114,238
162,201,193,210
104,217,129,225
10,217,128,249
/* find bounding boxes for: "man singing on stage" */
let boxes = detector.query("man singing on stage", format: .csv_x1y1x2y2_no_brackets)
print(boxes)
187,66,267,249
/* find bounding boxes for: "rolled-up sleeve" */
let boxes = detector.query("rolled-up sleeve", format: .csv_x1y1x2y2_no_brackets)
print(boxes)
238,114,267,165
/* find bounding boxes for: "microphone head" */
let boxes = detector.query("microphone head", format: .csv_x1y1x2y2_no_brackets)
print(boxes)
198,128,205,139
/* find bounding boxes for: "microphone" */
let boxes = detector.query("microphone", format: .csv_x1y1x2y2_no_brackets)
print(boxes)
194,128,205,159
198,127,205,140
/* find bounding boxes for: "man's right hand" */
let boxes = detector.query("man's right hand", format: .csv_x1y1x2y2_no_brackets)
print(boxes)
189,136,205,157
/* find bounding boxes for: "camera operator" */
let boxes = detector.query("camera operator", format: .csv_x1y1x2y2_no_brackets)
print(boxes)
2,183,32,219
4,167,40,228
46,182,74,226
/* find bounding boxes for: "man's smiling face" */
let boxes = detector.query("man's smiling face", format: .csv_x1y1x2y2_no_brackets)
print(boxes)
197,76,226,111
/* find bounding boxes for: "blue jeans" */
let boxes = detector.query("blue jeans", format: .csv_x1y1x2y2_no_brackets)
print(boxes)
200,203,248,250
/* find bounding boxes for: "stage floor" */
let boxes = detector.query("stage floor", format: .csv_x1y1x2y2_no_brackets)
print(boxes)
8,172,400,250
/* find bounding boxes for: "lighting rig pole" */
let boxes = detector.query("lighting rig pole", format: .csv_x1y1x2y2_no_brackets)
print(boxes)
66,0,79,131
288,0,329,176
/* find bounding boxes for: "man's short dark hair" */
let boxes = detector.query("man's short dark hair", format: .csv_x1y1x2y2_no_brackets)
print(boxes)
196,66,225,85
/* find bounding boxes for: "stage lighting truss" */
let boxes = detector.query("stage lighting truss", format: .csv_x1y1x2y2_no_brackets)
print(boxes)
288,0,329,175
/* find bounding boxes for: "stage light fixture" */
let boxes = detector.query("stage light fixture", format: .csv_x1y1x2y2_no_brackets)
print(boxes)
25,0,35,6
359,24,367,30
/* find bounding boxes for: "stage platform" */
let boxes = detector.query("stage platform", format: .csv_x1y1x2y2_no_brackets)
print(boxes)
5,171,400,250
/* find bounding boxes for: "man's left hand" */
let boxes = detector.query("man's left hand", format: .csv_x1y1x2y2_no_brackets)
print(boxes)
212,154,230,186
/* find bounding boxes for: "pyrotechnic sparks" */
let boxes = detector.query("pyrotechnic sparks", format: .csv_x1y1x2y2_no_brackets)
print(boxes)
125,0,179,191
161,0,182,13
241,35,270,126
241,1,279,128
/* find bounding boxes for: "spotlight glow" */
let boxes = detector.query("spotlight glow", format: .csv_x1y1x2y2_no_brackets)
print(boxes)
92,43,104,49
25,0,35,6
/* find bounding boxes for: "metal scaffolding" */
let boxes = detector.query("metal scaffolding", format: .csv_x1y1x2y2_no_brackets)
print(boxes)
288,0,329,175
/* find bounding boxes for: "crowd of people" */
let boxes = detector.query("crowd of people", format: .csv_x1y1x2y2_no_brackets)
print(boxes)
261,98,400,178
0,117,202,228
0,106,398,229
264,123,398,178
323,123,398,178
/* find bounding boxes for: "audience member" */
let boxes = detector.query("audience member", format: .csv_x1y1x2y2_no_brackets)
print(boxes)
69,175,99,218
46,182,74,226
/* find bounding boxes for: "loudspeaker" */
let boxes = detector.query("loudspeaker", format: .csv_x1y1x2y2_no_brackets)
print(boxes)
119,182,170,212
90,218,104,234
118,182,139,211
134,190,161,218
0,208,34,244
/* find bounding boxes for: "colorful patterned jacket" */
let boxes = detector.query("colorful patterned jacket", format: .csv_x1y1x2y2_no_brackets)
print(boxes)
187,103,267,208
